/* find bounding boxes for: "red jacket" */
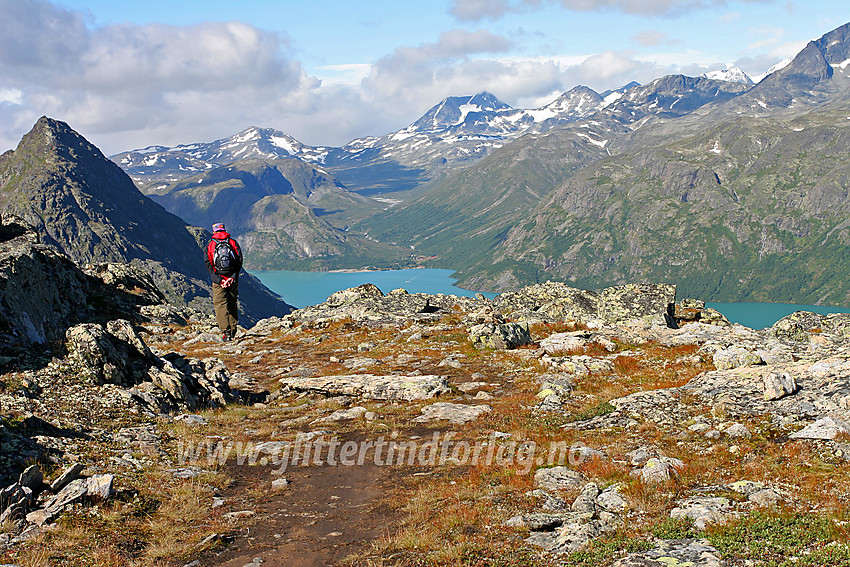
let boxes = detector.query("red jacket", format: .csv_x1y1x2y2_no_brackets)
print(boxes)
205,230,243,284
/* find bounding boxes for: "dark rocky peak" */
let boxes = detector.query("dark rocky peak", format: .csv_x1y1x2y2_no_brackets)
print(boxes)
16,116,109,167
741,21,850,109
0,117,293,323
815,21,850,65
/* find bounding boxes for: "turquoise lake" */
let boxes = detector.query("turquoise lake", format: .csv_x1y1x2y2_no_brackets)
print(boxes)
250,269,850,330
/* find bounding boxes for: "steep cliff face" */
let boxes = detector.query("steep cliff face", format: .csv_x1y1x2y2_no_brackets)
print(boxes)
0,118,293,323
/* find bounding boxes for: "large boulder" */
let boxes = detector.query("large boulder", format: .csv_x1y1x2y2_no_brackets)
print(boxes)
468,321,532,349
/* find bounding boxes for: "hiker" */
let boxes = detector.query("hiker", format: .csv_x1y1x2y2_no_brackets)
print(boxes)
205,222,243,341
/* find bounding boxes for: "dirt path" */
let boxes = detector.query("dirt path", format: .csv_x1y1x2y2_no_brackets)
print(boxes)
195,444,403,566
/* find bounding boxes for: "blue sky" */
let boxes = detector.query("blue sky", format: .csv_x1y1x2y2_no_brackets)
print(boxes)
1,0,848,154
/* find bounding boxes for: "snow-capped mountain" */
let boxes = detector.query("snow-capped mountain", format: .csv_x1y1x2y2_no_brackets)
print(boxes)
113,127,334,193
114,88,610,195
702,67,754,85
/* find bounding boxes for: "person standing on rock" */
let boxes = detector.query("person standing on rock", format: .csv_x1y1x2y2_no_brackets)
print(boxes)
205,222,243,341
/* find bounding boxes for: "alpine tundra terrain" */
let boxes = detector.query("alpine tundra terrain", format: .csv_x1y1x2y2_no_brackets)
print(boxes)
3,216,850,566
114,22,850,307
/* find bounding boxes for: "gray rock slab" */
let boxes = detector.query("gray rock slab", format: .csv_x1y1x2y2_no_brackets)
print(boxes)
279,374,450,401
790,416,850,440
411,402,491,424
86,474,114,501
670,497,733,530
635,457,684,484
50,463,85,493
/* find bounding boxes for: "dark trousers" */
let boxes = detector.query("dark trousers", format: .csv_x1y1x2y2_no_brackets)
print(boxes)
212,279,239,335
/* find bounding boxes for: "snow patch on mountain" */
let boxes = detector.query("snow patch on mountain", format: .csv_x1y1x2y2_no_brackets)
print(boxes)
702,67,754,85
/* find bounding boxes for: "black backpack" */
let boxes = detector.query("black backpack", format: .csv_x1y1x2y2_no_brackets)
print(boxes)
212,238,236,274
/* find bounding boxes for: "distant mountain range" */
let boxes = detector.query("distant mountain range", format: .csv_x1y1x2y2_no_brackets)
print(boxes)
102,20,850,306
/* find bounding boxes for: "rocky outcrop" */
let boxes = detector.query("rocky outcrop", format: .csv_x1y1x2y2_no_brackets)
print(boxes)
64,320,239,412
0,216,91,347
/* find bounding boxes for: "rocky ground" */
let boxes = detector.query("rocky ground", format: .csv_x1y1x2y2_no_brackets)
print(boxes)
2,278,850,567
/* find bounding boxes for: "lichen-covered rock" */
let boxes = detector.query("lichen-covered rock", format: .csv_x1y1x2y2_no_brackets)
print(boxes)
534,467,585,492
494,281,676,326
769,311,850,341
494,282,601,322
635,457,684,484
325,283,384,306
599,283,676,325
468,321,532,349
763,371,798,400
675,299,731,326
713,347,763,370
671,497,734,530
65,320,236,412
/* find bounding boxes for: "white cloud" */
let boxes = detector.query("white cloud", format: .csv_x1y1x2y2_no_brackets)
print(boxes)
0,89,24,105
450,0,777,20
0,0,808,157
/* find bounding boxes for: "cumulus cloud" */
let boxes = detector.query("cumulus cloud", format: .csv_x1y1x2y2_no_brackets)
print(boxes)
0,0,328,153
451,0,776,21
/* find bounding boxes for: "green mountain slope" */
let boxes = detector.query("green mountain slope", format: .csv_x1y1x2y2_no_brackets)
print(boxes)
463,103,850,304
152,158,413,270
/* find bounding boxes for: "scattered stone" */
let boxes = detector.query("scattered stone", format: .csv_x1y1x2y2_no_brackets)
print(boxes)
175,414,208,426
724,423,751,438
748,488,782,507
634,457,684,484
611,538,724,567
271,478,290,490
170,467,205,479
457,381,489,394
571,483,599,514
534,467,585,492
670,497,734,530
86,475,114,502
312,406,368,423
763,371,799,401
50,463,85,493
224,510,256,520
412,402,492,425
596,485,629,513
727,480,764,496
713,347,762,370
